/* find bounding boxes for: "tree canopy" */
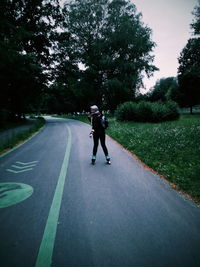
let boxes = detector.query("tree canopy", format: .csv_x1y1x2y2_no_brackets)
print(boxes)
191,0,200,35
148,77,177,103
54,0,157,112
0,0,158,120
177,1,200,113
0,0,62,121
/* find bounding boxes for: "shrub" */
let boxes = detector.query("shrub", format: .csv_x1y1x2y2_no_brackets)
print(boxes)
165,101,180,120
136,101,153,122
151,102,168,122
115,101,180,122
115,101,137,121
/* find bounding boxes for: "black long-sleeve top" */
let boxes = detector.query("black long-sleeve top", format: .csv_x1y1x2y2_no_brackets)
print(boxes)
88,113,105,133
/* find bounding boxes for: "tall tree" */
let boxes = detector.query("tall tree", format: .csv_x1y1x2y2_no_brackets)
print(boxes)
148,77,177,102
177,1,200,113
59,0,157,112
57,0,108,111
191,0,200,35
166,81,181,104
0,0,62,121
178,38,200,113
102,0,157,110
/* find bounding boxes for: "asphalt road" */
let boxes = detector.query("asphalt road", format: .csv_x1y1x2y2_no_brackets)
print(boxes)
0,116,200,267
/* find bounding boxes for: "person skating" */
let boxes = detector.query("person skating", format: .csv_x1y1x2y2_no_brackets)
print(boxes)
88,105,111,165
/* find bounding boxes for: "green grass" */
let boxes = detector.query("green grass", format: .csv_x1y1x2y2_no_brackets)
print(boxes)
60,113,200,202
107,114,200,201
0,121,26,132
0,117,45,154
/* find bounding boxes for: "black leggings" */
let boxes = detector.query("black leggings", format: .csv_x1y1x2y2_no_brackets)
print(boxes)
93,132,108,156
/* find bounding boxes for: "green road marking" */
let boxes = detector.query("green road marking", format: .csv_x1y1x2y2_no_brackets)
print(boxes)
11,164,36,169
6,161,38,173
6,168,33,173
35,125,72,267
16,161,38,165
0,183,33,208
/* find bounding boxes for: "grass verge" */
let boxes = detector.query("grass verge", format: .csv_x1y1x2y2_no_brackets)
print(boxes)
0,117,45,155
59,114,200,203
107,114,200,203
0,121,26,132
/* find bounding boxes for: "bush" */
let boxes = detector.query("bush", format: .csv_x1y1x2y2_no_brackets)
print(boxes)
165,101,180,120
151,102,168,122
115,101,137,121
115,101,180,122
136,101,153,122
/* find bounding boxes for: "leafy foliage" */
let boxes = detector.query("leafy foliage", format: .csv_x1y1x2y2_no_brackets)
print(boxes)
0,0,158,117
191,0,200,35
0,0,62,121
178,38,200,112
148,77,178,102
56,0,157,112
115,101,180,122
177,1,200,113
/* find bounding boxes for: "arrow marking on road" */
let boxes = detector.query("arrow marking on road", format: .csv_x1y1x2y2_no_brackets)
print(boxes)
6,161,38,174
11,164,36,169
6,168,33,174
16,161,38,165
35,125,72,267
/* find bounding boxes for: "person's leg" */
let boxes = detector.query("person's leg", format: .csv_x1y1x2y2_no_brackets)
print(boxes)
100,132,109,157
92,133,99,164
93,133,99,156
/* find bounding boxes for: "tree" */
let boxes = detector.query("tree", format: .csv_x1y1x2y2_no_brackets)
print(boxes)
166,82,181,104
0,0,62,121
191,0,200,35
177,1,200,114
178,39,200,113
101,0,157,111
58,0,157,112
148,77,177,102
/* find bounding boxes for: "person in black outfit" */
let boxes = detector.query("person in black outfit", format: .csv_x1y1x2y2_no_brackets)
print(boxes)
88,105,110,164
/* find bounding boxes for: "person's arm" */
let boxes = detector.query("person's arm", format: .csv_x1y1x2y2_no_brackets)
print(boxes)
88,114,92,122
89,129,94,137
88,115,94,137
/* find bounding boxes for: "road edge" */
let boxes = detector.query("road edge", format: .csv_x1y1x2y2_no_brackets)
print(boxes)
107,134,200,208
0,123,46,159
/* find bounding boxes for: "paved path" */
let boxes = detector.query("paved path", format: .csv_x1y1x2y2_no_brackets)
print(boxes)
0,117,200,267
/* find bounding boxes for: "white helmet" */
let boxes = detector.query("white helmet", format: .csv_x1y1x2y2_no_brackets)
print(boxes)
90,105,99,111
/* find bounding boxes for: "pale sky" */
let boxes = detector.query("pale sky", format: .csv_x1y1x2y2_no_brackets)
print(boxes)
132,0,198,93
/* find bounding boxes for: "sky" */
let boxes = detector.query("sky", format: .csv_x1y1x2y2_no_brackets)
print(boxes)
132,0,198,93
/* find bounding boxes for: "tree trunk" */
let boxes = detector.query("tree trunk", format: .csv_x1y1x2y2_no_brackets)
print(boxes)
190,106,193,114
